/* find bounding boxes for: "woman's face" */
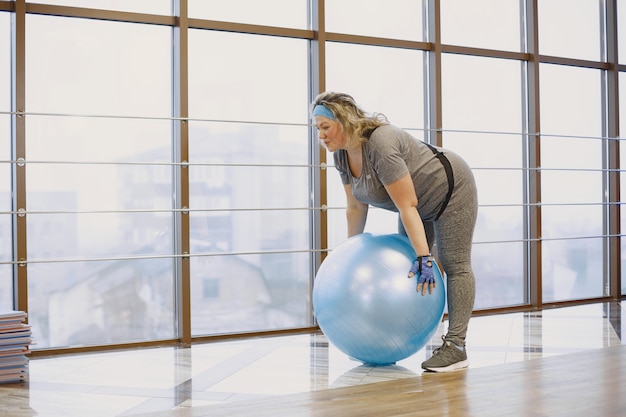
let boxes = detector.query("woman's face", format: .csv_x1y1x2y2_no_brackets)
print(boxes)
314,116,347,152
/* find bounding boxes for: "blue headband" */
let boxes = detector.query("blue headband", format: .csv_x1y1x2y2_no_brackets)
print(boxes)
312,104,335,120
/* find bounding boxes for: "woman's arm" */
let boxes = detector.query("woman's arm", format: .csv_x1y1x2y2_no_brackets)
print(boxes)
344,184,369,237
384,174,430,257
385,174,436,295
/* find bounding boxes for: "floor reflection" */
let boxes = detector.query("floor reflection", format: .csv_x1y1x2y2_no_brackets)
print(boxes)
0,302,622,417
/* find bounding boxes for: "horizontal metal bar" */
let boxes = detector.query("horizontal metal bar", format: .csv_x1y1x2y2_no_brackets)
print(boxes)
0,248,327,266
0,234,621,267
0,206,320,215
4,110,625,142
0,201,622,217
0,109,312,127
0,158,622,173
0,159,318,169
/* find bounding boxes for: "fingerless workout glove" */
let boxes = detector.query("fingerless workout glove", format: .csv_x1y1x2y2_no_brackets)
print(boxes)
408,256,435,285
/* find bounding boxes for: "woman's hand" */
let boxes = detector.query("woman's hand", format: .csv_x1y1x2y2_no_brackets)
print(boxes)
408,257,436,296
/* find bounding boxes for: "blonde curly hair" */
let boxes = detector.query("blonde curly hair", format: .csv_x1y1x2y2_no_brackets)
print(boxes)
311,92,388,148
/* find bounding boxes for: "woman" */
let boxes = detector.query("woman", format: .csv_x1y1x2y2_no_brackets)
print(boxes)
311,92,477,372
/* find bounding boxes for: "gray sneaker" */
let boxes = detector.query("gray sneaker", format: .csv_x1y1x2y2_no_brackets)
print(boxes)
422,336,469,372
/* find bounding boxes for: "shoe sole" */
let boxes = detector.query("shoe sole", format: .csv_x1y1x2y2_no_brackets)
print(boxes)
422,359,469,373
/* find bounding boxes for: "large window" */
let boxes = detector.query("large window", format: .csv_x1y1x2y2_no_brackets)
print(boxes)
25,15,174,347
2,0,624,352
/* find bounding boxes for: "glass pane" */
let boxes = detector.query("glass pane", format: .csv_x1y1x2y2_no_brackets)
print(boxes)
188,30,308,124
188,29,311,336
0,11,10,308
189,0,308,29
325,43,424,245
26,122,174,254
326,43,424,129
473,242,524,309
28,259,175,348
31,1,170,15
27,16,171,117
474,206,524,243
188,123,312,335
539,64,602,136
189,253,310,335
26,17,174,348
539,64,604,301
442,54,523,132
441,54,524,308
187,30,310,336
538,0,601,61
542,203,603,240
325,0,423,41
0,267,9,311
542,237,604,301
473,206,525,308
441,0,521,52
25,116,175,349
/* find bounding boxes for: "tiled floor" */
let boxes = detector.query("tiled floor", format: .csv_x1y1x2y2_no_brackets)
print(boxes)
2,302,624,417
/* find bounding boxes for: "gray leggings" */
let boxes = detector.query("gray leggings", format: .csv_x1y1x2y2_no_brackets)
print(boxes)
398,164,477,347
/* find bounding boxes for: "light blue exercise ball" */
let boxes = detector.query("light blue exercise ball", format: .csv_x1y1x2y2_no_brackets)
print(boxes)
313,233,445,365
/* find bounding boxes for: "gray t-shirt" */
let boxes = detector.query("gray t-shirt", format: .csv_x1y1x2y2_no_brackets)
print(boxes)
334,124,450,221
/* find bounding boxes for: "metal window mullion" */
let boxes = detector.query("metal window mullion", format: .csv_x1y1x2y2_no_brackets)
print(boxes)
11,0,28,314
524,0,542,308
309,0,327,325
173,0,191,344
426,0,442,147
605,0,621,298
